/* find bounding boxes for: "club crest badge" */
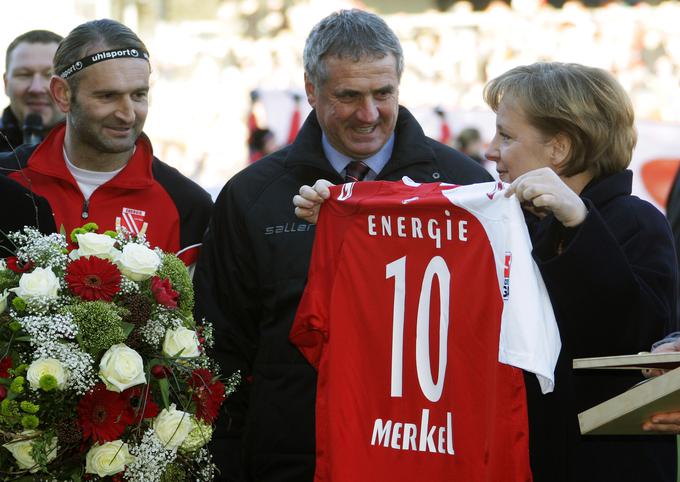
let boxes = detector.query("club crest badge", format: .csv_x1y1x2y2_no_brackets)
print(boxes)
116,207,148,236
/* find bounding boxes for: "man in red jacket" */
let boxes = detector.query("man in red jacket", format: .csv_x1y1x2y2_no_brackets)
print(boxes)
0,19,212,263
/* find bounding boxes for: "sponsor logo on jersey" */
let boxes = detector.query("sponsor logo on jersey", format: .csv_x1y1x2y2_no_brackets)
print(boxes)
367,210,469,249
338,182,355,201
118,207,147,235
502,251,511,300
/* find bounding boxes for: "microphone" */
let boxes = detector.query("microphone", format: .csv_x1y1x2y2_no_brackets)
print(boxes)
22,113,44,145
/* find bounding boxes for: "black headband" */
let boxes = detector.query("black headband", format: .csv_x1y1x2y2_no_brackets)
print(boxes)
59,48,149,79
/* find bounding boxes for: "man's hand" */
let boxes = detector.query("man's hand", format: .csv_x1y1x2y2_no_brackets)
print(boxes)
293,179,334,224
505,167,587,227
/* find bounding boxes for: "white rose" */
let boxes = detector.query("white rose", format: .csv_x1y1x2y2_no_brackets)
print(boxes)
27,358,68,390
0,289,8,314
11,267,60,299
70,232,121,261
99,344,146,392
117,243,161,281
3,431,58,472
153,404,195,449
85,440,134,477
162,327,201,358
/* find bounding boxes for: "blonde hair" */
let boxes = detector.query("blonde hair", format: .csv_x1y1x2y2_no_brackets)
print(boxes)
483,62,636,178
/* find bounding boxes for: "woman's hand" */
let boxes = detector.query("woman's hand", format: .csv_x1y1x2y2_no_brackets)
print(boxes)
505,167,587,227
293,179,334,224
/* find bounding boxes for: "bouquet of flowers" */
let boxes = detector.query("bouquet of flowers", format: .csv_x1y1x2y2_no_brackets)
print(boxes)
0,224,239,481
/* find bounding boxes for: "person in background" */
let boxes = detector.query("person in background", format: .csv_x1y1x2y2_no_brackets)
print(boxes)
248,127,277,163
455,126,485,164
194,9,489,481
295,61,678,482
1,30,64,152
0,19,212,263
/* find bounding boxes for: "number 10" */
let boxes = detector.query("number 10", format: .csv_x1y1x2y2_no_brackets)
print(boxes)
386,256,451,403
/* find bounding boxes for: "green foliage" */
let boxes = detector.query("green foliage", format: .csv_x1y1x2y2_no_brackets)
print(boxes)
1,399,19,417
160,462,187,482
70,223,99,243
0,269,19,293
68,300,128,356
12,297,27,313
157,254,194,316
21,414,39,429
39,374,57,392
29,430,57,468
10,376,24,394
20,401,39,414
69,228,87,244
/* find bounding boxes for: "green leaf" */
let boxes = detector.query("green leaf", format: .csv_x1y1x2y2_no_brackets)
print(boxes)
121,321,135,339
158,377,170,409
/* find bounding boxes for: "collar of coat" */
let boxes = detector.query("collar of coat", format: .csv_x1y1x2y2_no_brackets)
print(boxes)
284,105,437,179
22,121,156,190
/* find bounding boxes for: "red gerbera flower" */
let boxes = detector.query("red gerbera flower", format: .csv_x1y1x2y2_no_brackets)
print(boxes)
122,385,159,423
78,383,133,443
66,256,121,301
189,369,226,424
0,356,12,378
6,256,33,273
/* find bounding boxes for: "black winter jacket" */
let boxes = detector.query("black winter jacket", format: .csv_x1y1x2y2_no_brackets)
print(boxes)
525,170,678,482
0,106,22,153
194,107,491,482
0,175,56,255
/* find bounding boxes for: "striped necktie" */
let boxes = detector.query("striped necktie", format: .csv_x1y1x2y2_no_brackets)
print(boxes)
344,160,370,183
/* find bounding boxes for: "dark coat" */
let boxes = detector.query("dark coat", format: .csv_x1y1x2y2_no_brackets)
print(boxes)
0,106,22,153
194,106,491,482
0,175,56,256
525,170,678,482
664,167,680,321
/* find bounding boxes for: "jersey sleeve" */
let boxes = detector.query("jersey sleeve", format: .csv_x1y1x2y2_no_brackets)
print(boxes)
290,194,346,369
442,182,561,394
496,197,561,394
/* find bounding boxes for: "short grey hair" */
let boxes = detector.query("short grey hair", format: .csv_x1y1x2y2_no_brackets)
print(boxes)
303,9,404,88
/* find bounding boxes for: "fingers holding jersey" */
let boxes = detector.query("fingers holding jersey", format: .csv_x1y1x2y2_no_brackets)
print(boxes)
505,167,587,227
293,179,334,224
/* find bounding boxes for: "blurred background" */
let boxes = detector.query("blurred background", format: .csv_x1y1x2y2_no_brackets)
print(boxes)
2,0,679,204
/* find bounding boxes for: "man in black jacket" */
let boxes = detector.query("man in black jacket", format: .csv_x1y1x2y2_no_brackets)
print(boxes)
1,30,63,152
194,9,490,482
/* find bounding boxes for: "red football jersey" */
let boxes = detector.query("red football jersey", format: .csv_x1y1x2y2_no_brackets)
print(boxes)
291,179,559,482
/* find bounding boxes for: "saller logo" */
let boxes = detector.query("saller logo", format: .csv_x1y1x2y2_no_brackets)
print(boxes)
337,182,355,201
502,252,511,300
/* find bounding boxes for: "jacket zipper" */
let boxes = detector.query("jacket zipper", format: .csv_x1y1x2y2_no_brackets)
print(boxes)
81,199,89,219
